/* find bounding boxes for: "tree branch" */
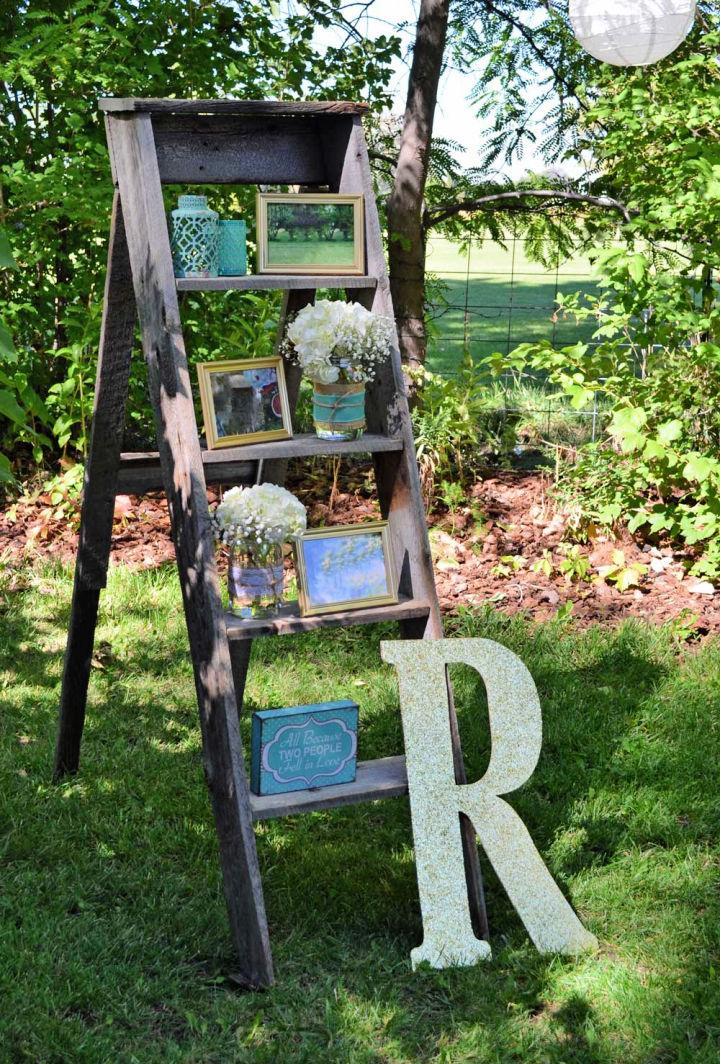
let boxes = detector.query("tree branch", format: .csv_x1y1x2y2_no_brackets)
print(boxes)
477,0,590,115
368,148,398,167
426,188,634,227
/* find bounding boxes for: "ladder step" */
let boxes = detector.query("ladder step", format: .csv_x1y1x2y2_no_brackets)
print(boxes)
200,433,403,462
176,275,378,292
117,434,404,493
249,755,408,820
226,597,431,640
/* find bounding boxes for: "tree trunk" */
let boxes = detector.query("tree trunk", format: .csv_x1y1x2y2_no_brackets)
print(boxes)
387,0,450,370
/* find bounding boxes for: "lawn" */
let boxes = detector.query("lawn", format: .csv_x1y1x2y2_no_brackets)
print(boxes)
2,562,719,1062
425,237,603,377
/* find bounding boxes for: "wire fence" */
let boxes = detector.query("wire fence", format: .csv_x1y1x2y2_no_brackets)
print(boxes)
425,235,611,446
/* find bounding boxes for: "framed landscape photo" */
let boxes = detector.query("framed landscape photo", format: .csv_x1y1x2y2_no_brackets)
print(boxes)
196,356,292,449
256,193,365,275
294,521,397,616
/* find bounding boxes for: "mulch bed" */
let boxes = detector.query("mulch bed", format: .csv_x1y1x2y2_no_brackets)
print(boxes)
2,468,718,636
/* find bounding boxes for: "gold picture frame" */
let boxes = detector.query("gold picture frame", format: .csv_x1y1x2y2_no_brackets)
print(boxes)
294,521,398,616
256,192,365,275
196,357,293,449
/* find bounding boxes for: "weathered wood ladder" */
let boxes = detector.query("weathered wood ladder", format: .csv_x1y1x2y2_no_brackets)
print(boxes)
54,98,487,988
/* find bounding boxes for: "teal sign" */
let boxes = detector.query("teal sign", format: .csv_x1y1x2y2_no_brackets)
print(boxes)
251,701,358,796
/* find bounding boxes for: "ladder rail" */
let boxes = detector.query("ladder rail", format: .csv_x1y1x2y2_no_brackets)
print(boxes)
105,109,274,988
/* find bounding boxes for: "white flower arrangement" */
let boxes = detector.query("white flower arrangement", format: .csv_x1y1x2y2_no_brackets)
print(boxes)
282,299,392,385
212,483,307,562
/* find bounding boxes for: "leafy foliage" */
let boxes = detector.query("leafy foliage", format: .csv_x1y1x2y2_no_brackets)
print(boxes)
450,0,596,169
482,10,720,577
409,353,515,507
595,549,649,593
490,245,720,575
0,1,399,474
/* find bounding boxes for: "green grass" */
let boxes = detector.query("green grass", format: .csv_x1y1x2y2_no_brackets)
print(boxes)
2,562,720,1063
482,379,612,450
426,238,603,377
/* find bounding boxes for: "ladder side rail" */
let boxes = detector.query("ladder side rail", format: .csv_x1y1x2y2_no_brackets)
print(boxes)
327,116,442,627
54,192,136,779
329,115,490,941
105,111,274,988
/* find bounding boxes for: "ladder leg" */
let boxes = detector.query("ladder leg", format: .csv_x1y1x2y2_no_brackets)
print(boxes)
54,584,101,778
107,112,273,986
229,640,253,712
54,193,136,779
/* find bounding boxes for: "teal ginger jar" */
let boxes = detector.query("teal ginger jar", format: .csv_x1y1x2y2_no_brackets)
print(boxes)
218,219,247,276
170,194,219,278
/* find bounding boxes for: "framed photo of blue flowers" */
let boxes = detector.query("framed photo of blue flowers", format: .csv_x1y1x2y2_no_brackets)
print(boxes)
294,521,397,616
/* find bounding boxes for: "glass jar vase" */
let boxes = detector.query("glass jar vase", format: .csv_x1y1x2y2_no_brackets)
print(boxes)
218,219,247,276
227,543,285,618
312,380,366,441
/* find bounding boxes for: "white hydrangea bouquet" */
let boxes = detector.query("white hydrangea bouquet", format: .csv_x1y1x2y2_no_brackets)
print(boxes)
212,483,307,561
212,484,307,617
282,299,392,384
281,299,393,441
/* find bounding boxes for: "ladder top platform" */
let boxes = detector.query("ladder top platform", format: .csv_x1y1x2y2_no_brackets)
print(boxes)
98,98,369,117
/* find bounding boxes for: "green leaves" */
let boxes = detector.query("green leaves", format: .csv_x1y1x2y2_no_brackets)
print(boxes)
0,0,400,471
596,550,649,593
0,389,25,424
627,255,647,285
609,407,648,453
657,419,683,445
0,230,16,270
682,453,718,485
0,322,17,363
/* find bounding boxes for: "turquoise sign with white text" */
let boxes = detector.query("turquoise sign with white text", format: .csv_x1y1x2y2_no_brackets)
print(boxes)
250,701,358,796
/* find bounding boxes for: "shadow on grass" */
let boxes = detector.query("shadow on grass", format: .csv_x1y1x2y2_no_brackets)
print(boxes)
1,568,719,1062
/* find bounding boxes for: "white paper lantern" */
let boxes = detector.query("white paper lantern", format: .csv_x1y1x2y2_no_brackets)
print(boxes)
569,0,696,67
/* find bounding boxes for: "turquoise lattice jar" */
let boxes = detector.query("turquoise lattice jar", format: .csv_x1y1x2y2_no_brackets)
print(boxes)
170,194,219,278
218,219,247,276
312,380,366,441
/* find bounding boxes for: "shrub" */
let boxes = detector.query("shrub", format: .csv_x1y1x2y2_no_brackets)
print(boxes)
487,247,720,576
410,352,514,508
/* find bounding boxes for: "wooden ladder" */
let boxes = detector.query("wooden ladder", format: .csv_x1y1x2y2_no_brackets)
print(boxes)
53,98,488,988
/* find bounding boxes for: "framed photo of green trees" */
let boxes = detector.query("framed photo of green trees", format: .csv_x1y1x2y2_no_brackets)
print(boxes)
256,193,365,275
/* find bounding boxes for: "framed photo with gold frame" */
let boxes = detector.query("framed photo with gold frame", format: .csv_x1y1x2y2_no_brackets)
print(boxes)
294,522,397,616
256,193,365,275
196,357,293,449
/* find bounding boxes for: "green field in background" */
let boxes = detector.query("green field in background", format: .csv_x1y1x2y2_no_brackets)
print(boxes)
425,238,603,377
